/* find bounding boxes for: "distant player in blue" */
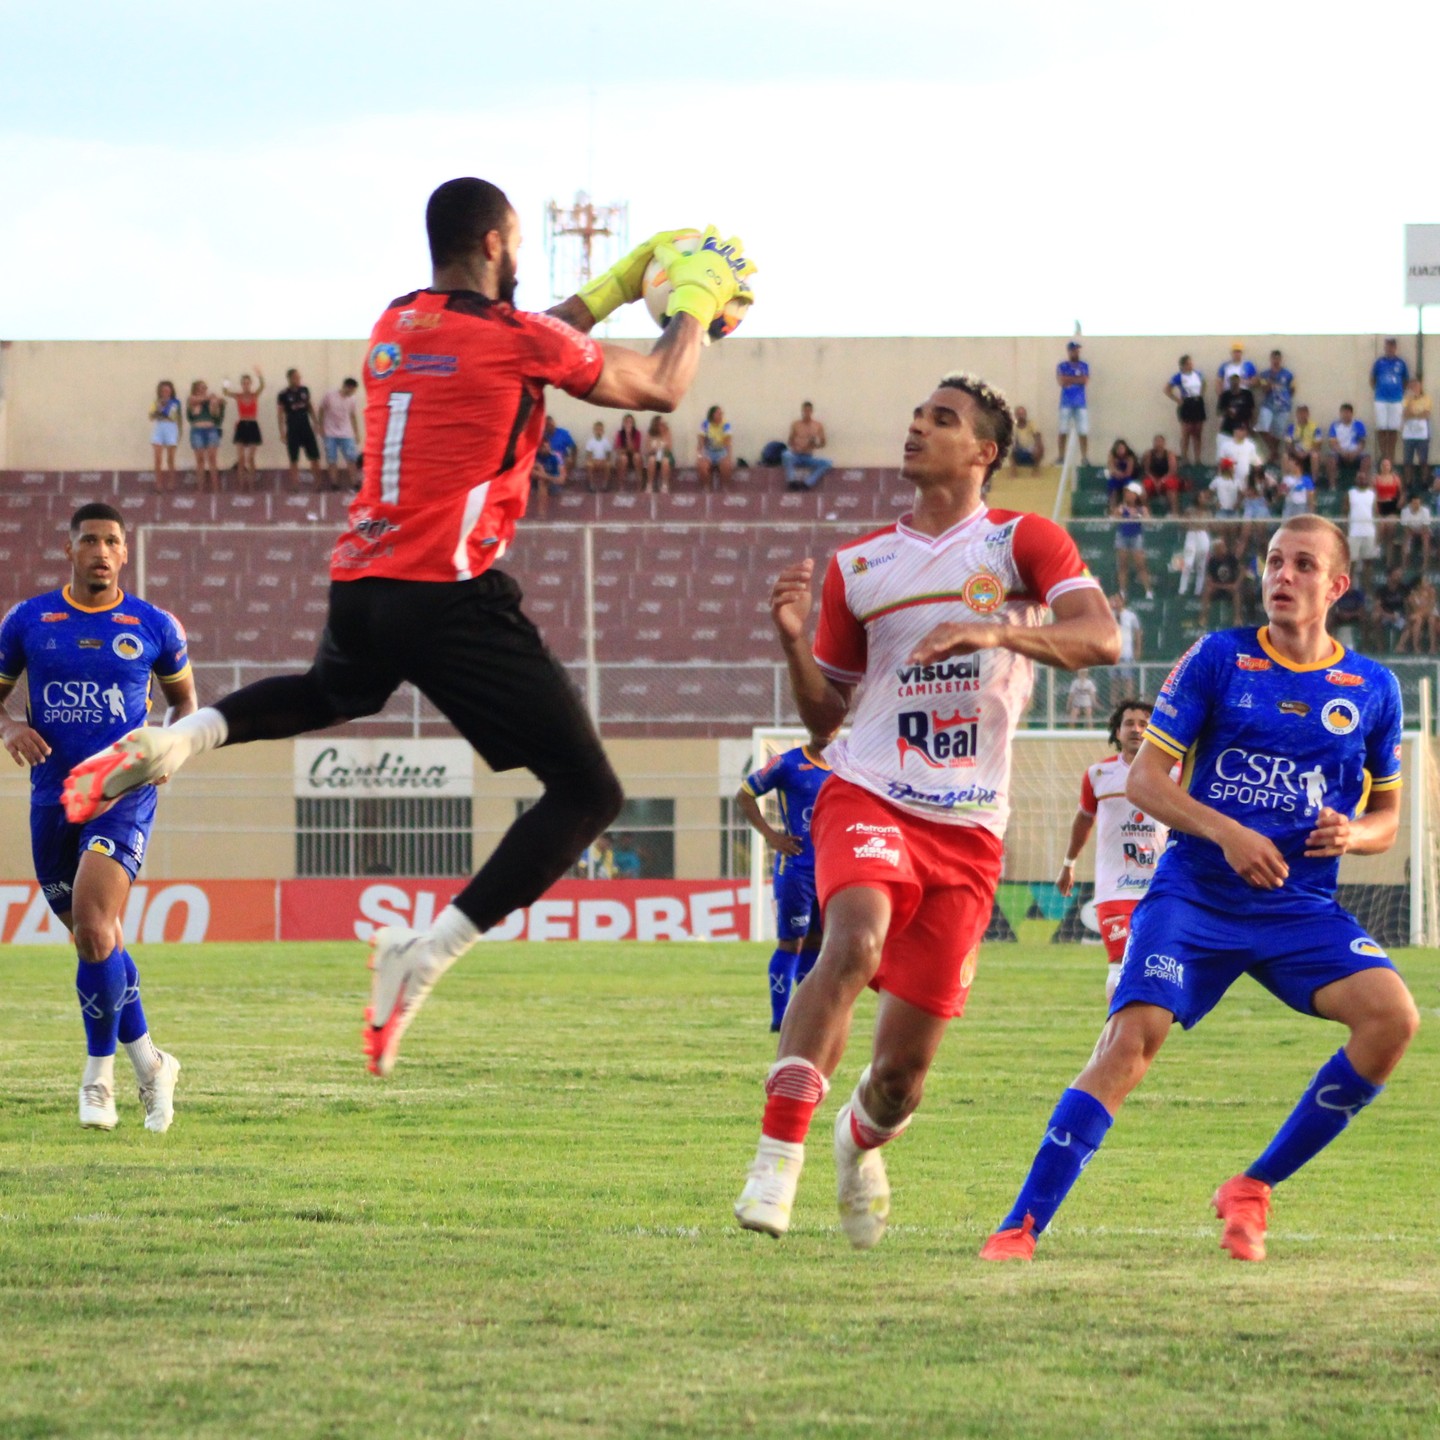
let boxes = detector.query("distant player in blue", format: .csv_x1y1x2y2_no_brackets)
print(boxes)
981,515,1418,1264
1054,340,1090,466
0,504,195,1132
737,730,835,1030
1370,337,1410,468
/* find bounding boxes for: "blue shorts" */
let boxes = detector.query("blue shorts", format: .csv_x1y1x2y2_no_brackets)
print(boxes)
189,426,221,451
1111,886,1393,1029
324,435,358,464
30,791,156,917
774,863,821,942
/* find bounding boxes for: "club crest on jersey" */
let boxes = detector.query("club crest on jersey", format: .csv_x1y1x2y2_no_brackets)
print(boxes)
1236,654,1271,671
86,836,116,857
1321,698,1360,735
111,634,143,661
962,570,1004,614
1326,670,1364,687
368,342,402,379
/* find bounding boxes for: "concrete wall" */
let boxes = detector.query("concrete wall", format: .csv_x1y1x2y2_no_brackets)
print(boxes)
0,333,1413,472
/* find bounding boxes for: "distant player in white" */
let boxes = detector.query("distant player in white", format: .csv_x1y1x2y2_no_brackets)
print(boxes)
1057,700,1170,1002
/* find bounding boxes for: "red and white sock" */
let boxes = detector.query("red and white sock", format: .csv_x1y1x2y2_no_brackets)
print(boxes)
761,1055,830,1144
840,1066,912,1151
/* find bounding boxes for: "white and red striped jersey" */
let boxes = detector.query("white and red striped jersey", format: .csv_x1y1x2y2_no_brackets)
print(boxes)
814,506,1099,837
1079,753,1169,903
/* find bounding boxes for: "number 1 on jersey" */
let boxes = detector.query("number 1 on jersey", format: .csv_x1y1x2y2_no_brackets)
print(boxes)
379,391,412,505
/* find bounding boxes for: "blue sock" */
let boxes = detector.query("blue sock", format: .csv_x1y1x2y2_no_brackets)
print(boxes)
1247,1048,1382,1186
999,1087,1114,1234
75,947,127,1057
794,950,819,985
768,949,798,1028
116,949,149,1046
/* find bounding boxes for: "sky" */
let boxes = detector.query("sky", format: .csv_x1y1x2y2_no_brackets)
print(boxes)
2,0,1437,342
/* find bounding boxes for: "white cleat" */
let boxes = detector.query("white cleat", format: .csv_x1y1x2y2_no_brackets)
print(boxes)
834,1103,891,1250
734,1138,805,1237
62,726,184,824
79,1081,118,1130
139,1051,181,1133
364,927,438,1077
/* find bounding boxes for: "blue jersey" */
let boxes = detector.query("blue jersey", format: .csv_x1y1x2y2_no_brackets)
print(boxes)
0,587,189,805
1371,355,1409,404
1261,367,1294,413
1056,360,1089,408
742,745,832,874
1143,628,1402,906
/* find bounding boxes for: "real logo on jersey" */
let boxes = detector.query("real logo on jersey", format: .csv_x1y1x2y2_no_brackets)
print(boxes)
1321,698,1360,735
368,342,402,379
111,634,143,661
1326,671,1364,687
86,836,117,857
897,708,978,768
1236,654,1271,671
962,570,1004,614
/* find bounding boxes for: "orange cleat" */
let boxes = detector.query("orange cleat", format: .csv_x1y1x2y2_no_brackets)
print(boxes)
61,746,128,823
1212,1174,1272,1261
978,1213,1037,1262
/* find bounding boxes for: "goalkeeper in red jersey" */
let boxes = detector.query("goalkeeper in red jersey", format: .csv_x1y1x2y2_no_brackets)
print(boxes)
64,177,755,1078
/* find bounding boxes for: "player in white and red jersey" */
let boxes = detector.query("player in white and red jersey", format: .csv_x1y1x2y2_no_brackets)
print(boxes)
1057,700,1169,1002
64,177,755,1078
734,372,1120,1248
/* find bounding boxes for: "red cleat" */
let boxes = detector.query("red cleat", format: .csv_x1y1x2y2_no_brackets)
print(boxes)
61,746,129,823
62,728,177,824
978,1213,1037,1262
1212,1174,1272,1261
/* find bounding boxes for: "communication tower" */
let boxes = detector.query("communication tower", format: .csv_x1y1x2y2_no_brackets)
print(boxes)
544,193,629,308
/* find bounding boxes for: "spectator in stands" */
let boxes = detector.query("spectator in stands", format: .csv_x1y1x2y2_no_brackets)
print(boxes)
186,380,222,493
1325,402,1370,489
222,368,265,490
1370,338,1409,468
1401,377,1431,496
1216,372,1256,440
1373,456,1402,556
579,833,616,880
584,419,614,492
1396,576,1439,654
1395,492,1433,572
1373,565,1412,652
1285,403,1323,475
696,404,734,490
1010,405,1045,472
1236,477,1273,561
611,833,642,879
1279,448,1316,519
1104,438,1138,509
319,378,363,491
1217,342,1256,392
1177,491,1213,597
643,415,674,493
1255,349,1296,464
1066,668,1099,727
612,413,645,489
1056,340,1090,466
1331,575,1369,650
1216,419,1260,490
783,400,833,491
1113,481,1154,600
148,381,182,491
1108,591,1143,705
529,416,573,517
1199,535,1243,628
1344,466,1380,589
1209,456,1242,520
277,368,323,490
1140,433,1181,514
1164,354,1206,467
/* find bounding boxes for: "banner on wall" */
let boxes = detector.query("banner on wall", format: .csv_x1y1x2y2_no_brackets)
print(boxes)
292,738,474,797
0,880,275,945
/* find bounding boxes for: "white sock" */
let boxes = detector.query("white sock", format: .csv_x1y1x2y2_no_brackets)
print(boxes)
165,706,229,760
1106,962,1122,1004
125,1033,163,1082
426,904,481,967
82,1054,116,1089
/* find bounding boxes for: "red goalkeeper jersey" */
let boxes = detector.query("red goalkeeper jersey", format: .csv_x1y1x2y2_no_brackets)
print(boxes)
331,289,603,583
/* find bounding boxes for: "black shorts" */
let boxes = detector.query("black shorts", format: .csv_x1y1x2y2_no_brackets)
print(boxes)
235,420,262,446
1178,397,1206,424
1377,499,1401,517
286,424,319,462
313,571,606,776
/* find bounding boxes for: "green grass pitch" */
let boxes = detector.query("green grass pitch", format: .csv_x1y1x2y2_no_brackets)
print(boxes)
1,936,1437,1440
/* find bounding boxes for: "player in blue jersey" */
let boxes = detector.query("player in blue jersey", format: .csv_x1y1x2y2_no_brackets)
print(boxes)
0,504,195,1132
737,730,835,1030
980,514,1419,1263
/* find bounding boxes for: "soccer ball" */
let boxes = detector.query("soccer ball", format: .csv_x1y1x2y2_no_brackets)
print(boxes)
641,231,752,342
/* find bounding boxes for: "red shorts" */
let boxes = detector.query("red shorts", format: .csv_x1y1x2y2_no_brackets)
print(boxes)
811,777,1004,1019
1095,899,1138,963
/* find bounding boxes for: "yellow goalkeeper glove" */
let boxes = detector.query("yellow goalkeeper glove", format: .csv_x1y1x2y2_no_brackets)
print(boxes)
577,228,689,322
657,228,757,330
